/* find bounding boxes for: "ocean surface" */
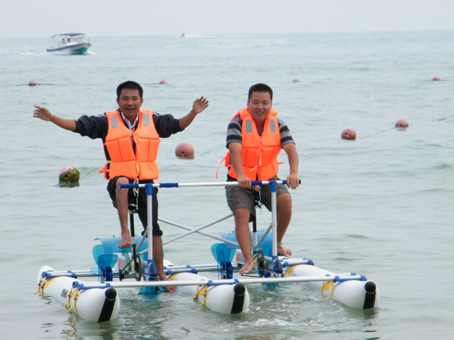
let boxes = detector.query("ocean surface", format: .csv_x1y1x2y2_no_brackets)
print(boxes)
0,31,453,339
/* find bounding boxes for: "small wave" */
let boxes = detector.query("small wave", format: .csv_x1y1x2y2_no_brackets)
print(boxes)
345,233,371,240
436,114,454,121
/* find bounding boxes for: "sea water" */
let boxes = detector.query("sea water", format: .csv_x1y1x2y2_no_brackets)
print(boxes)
0,31,453,339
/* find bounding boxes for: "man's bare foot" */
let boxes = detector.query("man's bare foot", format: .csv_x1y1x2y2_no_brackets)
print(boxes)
118,235,132,249
239,260,255,275
159,275,177,293
278,245,292,257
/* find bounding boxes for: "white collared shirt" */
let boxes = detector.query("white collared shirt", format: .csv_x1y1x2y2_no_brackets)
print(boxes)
119,111,139,131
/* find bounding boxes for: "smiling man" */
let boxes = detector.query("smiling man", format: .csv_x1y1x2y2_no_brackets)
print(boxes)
33,80,209,290
224,83,299,274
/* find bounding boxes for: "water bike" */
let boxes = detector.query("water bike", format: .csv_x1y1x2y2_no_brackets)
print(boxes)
36,181,379,322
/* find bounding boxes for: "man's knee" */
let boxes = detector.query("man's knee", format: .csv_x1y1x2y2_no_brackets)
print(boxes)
235,208,251,224
115,177,130,189
277,193,292,210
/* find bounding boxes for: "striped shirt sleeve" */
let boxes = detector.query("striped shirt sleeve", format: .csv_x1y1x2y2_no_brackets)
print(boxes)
225,116,243,148
226,116,295,148
278,118,295,147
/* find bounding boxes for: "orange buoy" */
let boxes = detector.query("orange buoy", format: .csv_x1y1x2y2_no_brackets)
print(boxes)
28,80,38,86
341,128,356,140
175,142,194,158
395,119,409,128
159,80,167,84
432,76,441,81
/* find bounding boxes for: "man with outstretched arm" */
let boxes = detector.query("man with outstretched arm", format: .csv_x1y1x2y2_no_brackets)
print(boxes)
224,83,299,274
34,80,209,291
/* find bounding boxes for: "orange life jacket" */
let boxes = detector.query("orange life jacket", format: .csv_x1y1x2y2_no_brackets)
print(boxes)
101,110,160,180
226,108,282,181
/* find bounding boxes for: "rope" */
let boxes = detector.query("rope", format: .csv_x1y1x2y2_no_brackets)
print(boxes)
35,277,56,296
194,285,209,307
322,281,336,298
35,277,45,296
65,286,80,314
65,286,74,311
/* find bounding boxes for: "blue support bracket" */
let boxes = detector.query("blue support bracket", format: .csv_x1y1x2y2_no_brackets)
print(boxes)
266,257,283,274
219,261,233,279
144,260,158,279
145,184,154,196
102,267,113,282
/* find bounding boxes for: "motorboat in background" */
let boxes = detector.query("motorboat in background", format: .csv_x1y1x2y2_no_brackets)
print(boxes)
46,33,91,54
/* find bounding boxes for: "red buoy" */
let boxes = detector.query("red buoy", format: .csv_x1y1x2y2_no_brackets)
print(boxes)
341,128,356,140
175,142,194,158
432,76,441,81
292,78,300,83
395,119,409,128
159,80,167,84
28,80,38,86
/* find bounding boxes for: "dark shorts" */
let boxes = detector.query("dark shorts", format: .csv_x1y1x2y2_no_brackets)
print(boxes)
225,176,290,215
107,177,163,237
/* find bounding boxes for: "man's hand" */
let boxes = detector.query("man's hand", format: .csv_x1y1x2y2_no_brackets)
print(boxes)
178,97,209,130
192,96,209,114
33,105,52,121
286,173,300,189
237,174,251,188
32,105,76,131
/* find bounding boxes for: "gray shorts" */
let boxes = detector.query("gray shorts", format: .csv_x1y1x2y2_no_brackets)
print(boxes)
225,176,290,215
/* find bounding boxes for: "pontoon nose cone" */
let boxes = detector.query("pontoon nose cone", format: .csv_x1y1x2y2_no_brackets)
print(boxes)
98,287,118,322
231,283,246,314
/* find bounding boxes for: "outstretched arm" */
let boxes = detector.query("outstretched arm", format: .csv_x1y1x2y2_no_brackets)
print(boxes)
178,96,209,130
33,105,76,131
283,143,299,189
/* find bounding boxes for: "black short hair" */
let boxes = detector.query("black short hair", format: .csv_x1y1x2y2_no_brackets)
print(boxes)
248,83,273,102
117,81,143,99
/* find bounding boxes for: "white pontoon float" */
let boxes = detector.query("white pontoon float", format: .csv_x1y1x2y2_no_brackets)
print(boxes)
36,181,379,322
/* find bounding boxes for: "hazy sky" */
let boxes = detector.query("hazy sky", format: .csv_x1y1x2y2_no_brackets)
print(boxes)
1,0,453,38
